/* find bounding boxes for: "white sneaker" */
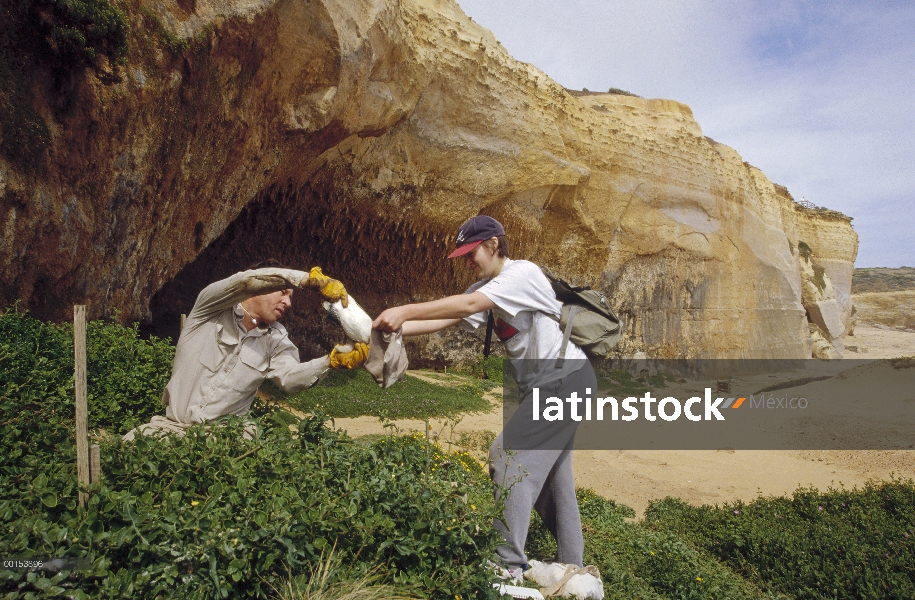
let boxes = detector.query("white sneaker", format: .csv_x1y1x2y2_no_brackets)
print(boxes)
486,559,527,585
492,582,545,599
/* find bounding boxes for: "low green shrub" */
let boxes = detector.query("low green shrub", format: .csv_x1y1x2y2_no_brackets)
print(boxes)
8,309,912,599
644,482,915,599
34,0,129,71
0,308,506,598
0,306,173,465
1,0,129,74
0,415,504,599
525,490,777,600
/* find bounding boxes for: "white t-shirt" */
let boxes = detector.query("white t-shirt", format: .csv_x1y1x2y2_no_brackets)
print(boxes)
461,259,587,390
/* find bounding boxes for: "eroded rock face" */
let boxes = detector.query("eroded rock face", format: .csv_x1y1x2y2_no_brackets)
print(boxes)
0,0,857,362
799,251,846,355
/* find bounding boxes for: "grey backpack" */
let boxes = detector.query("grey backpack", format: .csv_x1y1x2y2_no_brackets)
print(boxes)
541,267,623,363
483,267,623,363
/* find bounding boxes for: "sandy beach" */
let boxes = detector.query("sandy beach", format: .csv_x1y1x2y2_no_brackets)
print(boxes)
332,325,915,517
846,322,915,359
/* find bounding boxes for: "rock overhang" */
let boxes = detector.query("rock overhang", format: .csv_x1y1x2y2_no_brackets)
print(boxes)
0,0,857,362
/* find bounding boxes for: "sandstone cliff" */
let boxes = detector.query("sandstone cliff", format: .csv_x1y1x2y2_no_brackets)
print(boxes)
0,0,857,361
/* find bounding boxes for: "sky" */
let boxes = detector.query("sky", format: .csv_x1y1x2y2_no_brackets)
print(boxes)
455,0,914,268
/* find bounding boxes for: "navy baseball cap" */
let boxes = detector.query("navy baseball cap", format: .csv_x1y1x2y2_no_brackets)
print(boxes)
448,216,505,258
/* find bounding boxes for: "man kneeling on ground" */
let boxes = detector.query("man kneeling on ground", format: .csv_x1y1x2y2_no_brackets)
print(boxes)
123,261,368,441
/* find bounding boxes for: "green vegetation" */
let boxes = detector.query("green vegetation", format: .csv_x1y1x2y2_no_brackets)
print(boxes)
565,87,641,98
809,206,851,221
528,484,915,599
280,368,494,421
2,308,913,599
37,0,129,71
607,87,640,97
0,309,504,599
449,354,505,384
597,369,650,397
0,0,129,75
0,0,129,170
1,415,503,598
797,241,813,260
592,369,683,398
0,305,173,439
139,6,189,54
645,482,915,599
0,0,193,172
529,491,785,600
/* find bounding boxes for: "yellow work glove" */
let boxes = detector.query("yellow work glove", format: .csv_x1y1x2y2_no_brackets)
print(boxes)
329,342,369,370
307,267,348,307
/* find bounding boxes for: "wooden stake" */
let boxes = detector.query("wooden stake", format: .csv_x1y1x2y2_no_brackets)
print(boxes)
180,313,186,332
89,444,101,485
74,305,89,508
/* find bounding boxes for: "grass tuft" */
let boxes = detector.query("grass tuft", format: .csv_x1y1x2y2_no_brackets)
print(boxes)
280,368,493,421
269,545,421,600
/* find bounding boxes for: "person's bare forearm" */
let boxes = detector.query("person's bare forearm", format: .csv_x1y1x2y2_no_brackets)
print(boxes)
373,292,495,333
401,318,463,336
402,294,484,320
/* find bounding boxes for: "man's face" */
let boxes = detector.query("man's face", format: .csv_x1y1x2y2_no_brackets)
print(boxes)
246,289,293,326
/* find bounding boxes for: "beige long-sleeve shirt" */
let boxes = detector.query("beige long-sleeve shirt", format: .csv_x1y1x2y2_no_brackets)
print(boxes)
163,268,330,423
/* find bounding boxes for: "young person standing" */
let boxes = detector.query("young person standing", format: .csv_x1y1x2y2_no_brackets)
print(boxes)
372,216,596,579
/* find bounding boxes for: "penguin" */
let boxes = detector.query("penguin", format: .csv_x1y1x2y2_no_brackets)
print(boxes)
322,295,372,344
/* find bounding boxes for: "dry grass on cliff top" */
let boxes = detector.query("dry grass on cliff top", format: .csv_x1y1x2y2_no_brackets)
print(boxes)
852,266,915,293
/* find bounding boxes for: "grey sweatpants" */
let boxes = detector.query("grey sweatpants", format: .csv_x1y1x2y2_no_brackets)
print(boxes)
489,362,597,568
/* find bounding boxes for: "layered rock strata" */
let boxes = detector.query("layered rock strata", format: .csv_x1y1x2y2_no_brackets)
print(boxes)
0,0,857,361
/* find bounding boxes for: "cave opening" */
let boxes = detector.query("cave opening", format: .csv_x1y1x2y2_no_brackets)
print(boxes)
146,180,463,361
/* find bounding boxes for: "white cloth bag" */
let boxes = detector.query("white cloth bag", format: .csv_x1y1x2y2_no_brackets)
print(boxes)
525,560,604,599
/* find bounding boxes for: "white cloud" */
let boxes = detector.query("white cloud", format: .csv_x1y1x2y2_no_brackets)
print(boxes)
456,0,915,267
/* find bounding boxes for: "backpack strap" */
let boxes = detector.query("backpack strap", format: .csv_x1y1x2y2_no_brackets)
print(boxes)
483,310,495,358
556,304,580,368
